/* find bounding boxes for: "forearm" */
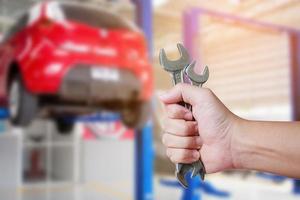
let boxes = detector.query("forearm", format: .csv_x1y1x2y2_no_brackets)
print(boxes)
232,118,300,178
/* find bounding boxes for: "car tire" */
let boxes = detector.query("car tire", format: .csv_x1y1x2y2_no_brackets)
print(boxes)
55,118,74,135
121,101,152,129
9,74,38,126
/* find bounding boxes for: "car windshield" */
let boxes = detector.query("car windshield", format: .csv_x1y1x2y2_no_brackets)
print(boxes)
60,3,134,30
2,13,29,42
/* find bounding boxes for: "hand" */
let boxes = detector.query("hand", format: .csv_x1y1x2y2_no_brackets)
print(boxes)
159,83,239,173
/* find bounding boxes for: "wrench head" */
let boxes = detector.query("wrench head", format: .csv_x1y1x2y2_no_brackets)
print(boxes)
185,62,209,85
159,43,190,72
175,164,190,188
176,161,206,188
191,160,206,180
176,172,188,188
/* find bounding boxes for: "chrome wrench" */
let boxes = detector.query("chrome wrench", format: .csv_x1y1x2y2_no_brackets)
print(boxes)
159,43,209,188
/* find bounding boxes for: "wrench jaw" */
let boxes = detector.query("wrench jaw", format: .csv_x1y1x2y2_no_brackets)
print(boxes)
176,171,188,189
185,62,209,85
175,163,190,188
159,43,190,72
191,160,206,180
176,161,206,188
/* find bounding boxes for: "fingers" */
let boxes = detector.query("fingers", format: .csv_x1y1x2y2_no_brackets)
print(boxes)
159,83,205,106
166,148,200,164
162,118,198,137
165,104,193,120
162,116,202,164
162,133,202,149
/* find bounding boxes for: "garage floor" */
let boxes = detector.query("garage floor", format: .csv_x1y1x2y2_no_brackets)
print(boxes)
0,175,299,200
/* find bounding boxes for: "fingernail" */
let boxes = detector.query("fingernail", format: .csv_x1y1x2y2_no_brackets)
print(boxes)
193,151,199,159
184,112,193,119
194,124,198,132
196,137,202,146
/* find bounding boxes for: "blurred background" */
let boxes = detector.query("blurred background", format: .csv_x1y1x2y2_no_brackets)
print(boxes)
0,0,299,200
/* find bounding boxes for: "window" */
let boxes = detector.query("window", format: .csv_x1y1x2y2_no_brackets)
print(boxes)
3,13,29,41
60,3,134,30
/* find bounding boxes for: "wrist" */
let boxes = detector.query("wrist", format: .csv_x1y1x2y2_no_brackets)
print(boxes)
229,116,250,169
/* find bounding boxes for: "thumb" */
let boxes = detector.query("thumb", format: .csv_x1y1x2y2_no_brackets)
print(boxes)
159,83,201,106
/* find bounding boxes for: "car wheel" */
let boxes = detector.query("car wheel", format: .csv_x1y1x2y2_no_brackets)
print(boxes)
121,101,152,129
9,74,38,126
55,118,74,135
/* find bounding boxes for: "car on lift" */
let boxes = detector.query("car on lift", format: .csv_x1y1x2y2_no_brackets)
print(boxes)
0,1,152,133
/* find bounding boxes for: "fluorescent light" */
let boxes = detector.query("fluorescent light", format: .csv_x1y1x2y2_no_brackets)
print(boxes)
153,0,168,7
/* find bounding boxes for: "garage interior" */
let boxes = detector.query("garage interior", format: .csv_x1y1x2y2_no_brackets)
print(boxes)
0,0,300,200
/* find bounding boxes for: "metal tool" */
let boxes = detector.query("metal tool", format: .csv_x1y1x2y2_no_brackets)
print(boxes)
159,43,190,85
159,43,209,188
185,61,209,87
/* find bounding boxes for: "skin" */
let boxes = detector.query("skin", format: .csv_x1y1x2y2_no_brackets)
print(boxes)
159,83,300,178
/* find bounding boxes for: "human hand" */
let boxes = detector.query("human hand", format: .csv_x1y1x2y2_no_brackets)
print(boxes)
159,83,239,173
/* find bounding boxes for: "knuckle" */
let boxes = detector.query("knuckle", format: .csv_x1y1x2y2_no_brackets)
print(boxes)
162,134,169,146
161,117,168,131
182,138,192,148
166,148,171,158
178,150,191,160
181,122,194,135
192,137,201,148
168,105,177,118
202,88,213,97
181,123,189,134
187,137,198,148
170,156,176,163
161,134,166,145
174,82,187,92
175,83,184,89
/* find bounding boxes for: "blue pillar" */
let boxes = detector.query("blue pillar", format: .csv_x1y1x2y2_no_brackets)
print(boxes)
132,1,154,200
132,0,153,59
182,172,201,200
135,122,154,200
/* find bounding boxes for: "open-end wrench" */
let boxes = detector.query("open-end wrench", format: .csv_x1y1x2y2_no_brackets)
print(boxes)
185,61,209,87
159,43,208,188
176,61,210,187
159,43,190,85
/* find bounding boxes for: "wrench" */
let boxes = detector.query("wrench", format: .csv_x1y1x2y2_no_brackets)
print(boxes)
159,43,190,85
185,61,209,87
159,43,208,188
181,61,209,181
175,61,209,188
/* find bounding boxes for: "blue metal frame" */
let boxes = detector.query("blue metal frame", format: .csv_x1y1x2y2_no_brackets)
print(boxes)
132,0,153,59
132,1,154,200
135,122,154,200
0,108,9,119
160,173,230,200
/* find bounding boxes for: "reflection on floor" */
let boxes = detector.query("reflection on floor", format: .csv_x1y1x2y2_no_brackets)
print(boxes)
0,175,299,200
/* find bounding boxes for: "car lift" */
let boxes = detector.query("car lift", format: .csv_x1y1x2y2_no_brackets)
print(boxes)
0,1,155,199
160,173,230,200
132,0,154,200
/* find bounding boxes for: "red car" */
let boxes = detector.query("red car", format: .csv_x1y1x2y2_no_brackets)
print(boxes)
0,1,152,132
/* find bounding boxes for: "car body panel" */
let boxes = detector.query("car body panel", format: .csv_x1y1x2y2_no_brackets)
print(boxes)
0,1,153,107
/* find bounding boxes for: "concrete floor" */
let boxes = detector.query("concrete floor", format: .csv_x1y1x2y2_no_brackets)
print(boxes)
0,175,299,200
